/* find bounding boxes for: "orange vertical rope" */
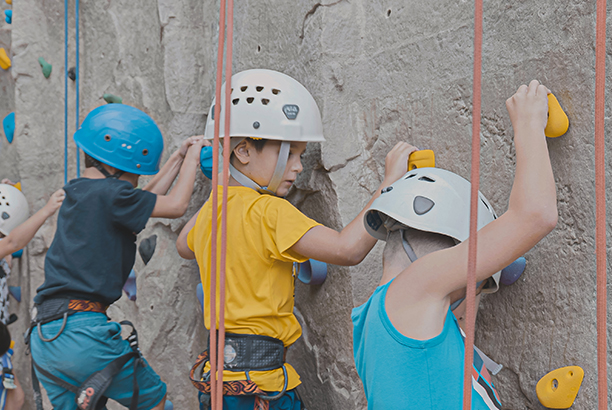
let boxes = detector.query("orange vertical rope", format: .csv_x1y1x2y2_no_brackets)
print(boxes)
210,0,228,408
215,0,234,408
594,0,607,407
463,0,483,408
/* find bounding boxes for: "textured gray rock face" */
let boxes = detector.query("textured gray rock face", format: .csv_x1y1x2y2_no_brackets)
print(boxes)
0,0,606,409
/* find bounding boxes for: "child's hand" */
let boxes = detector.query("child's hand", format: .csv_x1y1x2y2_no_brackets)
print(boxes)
384,142,418,183
43,189,66,215
178,136,208,159
506,80,549,134
185,138,207,163
1,179,15,185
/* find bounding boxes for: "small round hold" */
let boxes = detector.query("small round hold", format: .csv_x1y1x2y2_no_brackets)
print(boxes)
67,67,76,81
253,121,260,129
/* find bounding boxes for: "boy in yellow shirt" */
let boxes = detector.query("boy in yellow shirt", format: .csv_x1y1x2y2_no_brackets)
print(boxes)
177,69,414,410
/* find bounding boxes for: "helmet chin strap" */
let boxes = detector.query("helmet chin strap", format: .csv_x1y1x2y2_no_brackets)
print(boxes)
399,229,418,262
229,141,291,196
92,158,124,179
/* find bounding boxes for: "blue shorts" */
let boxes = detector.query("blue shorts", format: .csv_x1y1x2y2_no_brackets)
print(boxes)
199,389,302,410
30,312,166,410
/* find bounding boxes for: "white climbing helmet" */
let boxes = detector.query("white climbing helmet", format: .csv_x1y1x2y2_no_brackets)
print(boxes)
0,184,29,236
364,167,500,293
203,69,325,196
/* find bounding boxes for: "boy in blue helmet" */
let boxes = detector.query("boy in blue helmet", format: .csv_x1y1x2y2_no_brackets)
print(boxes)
176,69,413,410
28,104,206,410
353,80,558,409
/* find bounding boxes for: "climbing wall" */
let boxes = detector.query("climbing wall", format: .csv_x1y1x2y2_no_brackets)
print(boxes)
2,0,608,409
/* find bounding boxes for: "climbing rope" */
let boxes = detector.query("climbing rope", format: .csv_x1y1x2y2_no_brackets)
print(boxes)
209,0,234,408
75,0,80,178
462,0,483,407
63,0,68,185
64,0,81,183
594,0,607,407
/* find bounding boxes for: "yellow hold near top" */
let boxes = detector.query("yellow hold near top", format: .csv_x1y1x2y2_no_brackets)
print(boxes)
536,366,584,409
545,93,569,138
408,149,435,170
0,48,11,70
13,182,21,192
5,0,11,5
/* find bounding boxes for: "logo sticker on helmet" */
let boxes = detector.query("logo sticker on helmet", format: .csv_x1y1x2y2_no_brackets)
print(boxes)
283,104,299,120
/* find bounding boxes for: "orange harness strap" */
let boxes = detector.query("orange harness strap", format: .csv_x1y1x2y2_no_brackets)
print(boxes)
463,0,483,408
595,0,607,407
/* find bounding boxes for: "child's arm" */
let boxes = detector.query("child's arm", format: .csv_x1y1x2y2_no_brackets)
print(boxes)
143,136,205,195
0,189,65,260
387,80,558,339
290,142,418,266
176,208,201,259
150,138,206,219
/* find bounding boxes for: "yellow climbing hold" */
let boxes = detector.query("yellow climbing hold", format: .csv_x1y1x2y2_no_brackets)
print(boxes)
0,48,11,70
536,366,584,409
13,182,21,192
5,0,11,5
545,93,569,138
408,149,435,170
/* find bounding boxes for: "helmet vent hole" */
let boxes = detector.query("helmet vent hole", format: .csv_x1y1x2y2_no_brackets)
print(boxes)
262,98,270,105
247,97,254,104
418,176,435,183
142,149,149,156
232,98,240,105
240,86,248,92
231,88,234,93
256,86,264,92
481,199,490,211
272,88,281,95
405,174,416,179
104,135,111,141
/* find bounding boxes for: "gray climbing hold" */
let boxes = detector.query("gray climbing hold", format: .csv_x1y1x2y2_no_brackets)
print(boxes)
138,234,157,265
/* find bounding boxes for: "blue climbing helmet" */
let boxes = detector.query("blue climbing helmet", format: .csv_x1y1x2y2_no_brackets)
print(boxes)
74,104,164,175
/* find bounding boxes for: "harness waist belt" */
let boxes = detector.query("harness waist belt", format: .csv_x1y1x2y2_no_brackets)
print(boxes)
32,298,108,325
208,333,285,372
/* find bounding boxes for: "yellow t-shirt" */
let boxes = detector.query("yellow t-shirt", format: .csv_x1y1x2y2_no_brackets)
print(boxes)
187,186,321,392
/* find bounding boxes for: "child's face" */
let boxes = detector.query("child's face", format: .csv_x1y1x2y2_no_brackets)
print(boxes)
247,140,307,197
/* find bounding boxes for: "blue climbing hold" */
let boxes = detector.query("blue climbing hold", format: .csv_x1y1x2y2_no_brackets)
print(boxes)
200,146,213,179
297,259,327,285
4,10,11,24
3,112,15,143
164,400,174,410
197,283,204,311
11,249,22,259
500,257,526,286
123,269,137,301
8,286,20,303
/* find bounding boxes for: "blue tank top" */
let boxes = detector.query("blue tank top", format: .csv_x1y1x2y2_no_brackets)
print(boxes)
352,281,501,410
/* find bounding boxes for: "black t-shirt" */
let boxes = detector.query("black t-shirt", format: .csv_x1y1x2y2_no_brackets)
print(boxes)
35,178,157,305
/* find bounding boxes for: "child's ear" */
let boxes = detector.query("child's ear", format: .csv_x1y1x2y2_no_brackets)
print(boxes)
233,140,250,165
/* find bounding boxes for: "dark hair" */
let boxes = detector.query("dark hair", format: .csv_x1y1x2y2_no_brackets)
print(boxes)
0,322,11,356
84,153,98,168
246,137,267,152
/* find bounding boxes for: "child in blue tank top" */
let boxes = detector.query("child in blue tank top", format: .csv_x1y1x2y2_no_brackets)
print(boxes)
353,80,558,409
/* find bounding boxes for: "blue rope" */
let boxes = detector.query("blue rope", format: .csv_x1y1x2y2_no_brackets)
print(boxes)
75,0,80,178
63,0,68,185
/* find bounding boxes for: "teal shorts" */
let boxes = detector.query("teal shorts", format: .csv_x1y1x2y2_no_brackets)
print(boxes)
30,312,166,410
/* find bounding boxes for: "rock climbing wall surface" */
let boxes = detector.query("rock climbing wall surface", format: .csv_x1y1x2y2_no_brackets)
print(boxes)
2,0,607,409
0,0,16,179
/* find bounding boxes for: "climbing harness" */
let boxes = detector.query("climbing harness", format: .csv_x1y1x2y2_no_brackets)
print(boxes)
191,333,289,409
594,0,607,407
24,298,145,410
203,69,325,197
